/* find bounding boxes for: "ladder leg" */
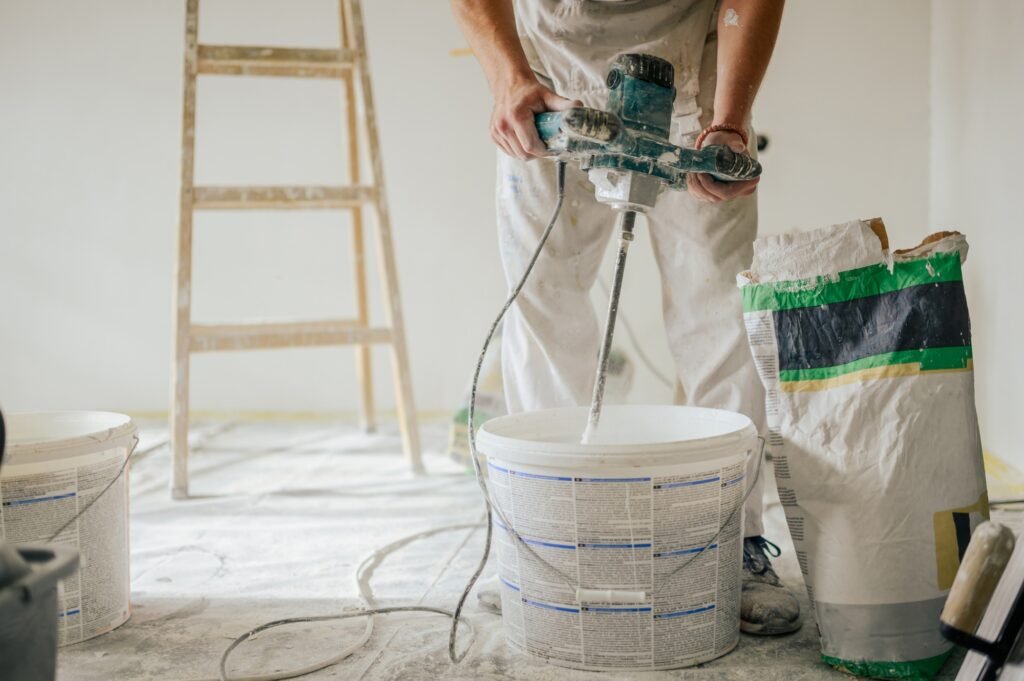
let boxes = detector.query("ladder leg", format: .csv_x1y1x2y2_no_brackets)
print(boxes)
342,68,376,433
344,0,422,472
171,0,200,499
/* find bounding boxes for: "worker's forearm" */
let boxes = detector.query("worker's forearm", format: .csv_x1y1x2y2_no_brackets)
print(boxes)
713,0,784,129
450,0,535,93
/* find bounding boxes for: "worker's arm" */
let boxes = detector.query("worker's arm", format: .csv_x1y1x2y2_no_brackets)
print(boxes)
450,0,581,160
689,0,784,203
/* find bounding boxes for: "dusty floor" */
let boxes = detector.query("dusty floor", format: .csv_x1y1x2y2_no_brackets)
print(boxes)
56,419,969,681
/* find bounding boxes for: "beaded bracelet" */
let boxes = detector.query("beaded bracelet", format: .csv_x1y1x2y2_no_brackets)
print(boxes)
694,124,749,150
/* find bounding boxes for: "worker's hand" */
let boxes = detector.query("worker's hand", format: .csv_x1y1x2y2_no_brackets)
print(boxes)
492,79,581,161
687,130,760,203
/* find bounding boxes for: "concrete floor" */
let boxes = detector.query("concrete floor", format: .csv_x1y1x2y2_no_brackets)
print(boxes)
56,419,970,681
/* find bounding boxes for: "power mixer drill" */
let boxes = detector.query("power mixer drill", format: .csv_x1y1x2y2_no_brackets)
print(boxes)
534,53,762,441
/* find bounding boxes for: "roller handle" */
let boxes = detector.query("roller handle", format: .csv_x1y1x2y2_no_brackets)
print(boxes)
940,521,1016,635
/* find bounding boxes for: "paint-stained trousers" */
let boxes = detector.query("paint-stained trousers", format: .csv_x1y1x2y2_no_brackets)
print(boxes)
496,149,767,537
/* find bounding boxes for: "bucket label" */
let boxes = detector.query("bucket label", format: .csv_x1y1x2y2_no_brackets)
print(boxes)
0,446,132,646
488,455,746,670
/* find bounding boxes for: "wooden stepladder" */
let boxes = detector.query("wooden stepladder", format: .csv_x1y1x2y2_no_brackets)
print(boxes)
172,0,422,498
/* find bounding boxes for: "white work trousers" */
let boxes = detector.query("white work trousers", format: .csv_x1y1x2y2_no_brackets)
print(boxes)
497,0,766,536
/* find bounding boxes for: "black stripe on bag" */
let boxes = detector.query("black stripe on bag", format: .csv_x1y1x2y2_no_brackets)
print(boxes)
773,280,971,371
953,512,973,562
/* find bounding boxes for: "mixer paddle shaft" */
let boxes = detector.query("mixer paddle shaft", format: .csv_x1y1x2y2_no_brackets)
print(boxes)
583,210,637,443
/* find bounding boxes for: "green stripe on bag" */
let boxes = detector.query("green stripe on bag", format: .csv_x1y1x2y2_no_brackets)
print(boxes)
821,650,952,681
742,251,963,313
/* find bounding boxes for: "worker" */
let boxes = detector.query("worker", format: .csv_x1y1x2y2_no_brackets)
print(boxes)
450,0,798,635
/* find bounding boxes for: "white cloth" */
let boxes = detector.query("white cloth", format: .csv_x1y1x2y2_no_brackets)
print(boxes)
499,0,767,536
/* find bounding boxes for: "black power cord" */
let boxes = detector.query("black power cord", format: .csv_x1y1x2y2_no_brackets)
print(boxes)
0,408,6,471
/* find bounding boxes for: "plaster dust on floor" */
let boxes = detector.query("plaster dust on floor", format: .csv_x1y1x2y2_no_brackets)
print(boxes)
56,419,966,681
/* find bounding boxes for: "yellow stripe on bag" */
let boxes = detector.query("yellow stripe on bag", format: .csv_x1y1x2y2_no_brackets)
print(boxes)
934,492,990,590
780,360,973,393
983,451,1024,501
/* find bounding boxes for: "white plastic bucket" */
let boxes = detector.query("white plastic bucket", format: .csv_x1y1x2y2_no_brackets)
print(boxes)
476,404,757,671
1,412,135,646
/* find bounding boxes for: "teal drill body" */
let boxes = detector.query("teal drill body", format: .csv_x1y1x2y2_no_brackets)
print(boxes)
535,54,759,207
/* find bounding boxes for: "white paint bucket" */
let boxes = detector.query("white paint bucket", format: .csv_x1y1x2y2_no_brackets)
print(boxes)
476,404,757,671
1,412,135,646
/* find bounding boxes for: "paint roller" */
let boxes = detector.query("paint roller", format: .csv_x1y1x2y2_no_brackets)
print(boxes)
940,520,1024,680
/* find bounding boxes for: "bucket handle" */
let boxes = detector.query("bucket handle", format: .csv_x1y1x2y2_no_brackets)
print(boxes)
46,433,139,543
652,435,766,598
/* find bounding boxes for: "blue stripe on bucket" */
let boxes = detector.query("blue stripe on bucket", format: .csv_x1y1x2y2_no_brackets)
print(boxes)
492,521,574,549
580,543,652,549
724,474,746,487
487,462,509,474
522,538,575,550
510,471,572,482
655,544,717,557
523,599,579,613
4,492,77,506
58,609,81,618
657,477,720,489
499,577,520,592
654,604,716,619
575,477,651,483
583,607,652,613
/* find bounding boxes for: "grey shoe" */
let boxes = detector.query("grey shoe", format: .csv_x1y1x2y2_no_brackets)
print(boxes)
741,536,802,635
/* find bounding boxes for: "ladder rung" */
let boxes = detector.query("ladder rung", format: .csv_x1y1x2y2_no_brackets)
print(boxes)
197,45,355,78
190,320,392,353
193,185,374,210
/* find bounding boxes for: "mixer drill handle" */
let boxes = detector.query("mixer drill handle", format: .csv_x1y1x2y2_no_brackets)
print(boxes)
535,108,761,185
696,145,762,182
536,108,622,151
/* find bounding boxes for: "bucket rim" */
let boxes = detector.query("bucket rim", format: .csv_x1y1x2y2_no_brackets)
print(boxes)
4,411,136,455
476,405,757,463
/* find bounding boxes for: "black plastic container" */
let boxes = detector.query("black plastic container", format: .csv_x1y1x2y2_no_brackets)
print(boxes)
0,544,80,681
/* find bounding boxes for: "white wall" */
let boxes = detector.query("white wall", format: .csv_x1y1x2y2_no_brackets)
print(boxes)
1,1,933,419
930,0,1024,467
757,1,932,246
1,0,499,417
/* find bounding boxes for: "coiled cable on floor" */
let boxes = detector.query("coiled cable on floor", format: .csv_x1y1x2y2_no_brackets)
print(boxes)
213,523,483,681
